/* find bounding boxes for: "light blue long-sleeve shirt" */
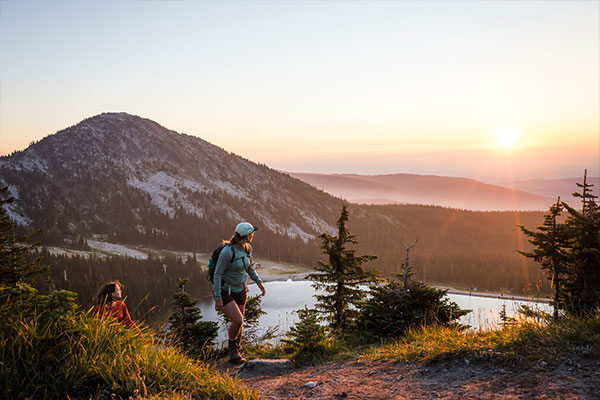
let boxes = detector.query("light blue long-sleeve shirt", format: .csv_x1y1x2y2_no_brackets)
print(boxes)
213,244,262,302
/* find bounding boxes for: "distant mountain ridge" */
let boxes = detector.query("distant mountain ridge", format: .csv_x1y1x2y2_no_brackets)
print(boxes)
286,172,556,211
506,177,600,205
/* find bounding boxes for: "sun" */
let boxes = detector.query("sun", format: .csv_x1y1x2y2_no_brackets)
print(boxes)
494,128,518,149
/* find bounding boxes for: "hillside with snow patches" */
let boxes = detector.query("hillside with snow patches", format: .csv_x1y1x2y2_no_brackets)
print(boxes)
0,113,339,249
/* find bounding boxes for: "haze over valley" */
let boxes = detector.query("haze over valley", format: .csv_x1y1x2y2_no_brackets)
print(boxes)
286,172,590,211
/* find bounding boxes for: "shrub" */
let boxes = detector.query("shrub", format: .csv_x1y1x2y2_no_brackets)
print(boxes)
353,279,469,342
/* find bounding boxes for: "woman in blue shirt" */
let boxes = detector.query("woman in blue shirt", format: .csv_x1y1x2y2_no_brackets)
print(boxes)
213,222,266,362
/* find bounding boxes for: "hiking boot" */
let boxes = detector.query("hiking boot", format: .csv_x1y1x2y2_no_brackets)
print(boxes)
234,337,246,358
228,339,246,363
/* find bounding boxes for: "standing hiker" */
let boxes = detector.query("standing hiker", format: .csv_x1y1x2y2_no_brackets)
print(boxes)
213,222,266,362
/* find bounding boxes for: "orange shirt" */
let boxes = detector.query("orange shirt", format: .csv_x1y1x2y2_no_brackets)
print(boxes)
93,301,137,330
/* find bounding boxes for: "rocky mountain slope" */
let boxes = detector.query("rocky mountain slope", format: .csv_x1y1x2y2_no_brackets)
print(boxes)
0,113,338,259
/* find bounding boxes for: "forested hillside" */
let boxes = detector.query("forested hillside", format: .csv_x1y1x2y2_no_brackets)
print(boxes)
40,250,209,324
347,204,547,294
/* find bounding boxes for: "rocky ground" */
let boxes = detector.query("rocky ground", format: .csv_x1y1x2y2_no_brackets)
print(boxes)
233,355,600,400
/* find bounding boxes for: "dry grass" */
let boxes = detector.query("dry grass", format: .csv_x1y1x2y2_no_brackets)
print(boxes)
365,312,600,368
0,287,259,400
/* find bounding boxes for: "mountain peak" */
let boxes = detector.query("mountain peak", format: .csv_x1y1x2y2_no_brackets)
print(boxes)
0,113,338,247
75,112,170,138
82,112,153,126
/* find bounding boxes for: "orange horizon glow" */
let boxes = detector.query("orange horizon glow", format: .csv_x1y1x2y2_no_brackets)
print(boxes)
0,1,597,181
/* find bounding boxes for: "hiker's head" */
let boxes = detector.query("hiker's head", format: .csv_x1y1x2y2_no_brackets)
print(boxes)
235,222,259,237
228,222,259,247
95,280,124,305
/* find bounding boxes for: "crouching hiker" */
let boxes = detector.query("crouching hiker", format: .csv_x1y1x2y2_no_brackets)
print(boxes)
213,222,266,363
93,280,142,335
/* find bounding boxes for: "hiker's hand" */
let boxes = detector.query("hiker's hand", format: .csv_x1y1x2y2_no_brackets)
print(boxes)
257,283,266,296
215,300,223,312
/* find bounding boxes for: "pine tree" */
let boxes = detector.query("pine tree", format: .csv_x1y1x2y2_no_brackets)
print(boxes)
518,197,569,319
307,203,378,331
167,278,218,356
561,170,600,314
0,187,48,286
518,171,600,316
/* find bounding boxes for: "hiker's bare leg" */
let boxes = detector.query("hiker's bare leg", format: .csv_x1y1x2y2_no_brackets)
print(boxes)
222,301,243,340
236,303,246,340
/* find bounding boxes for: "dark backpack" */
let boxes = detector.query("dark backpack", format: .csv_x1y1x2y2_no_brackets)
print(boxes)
207,244,235,283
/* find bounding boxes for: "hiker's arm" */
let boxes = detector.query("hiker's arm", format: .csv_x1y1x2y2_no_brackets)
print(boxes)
213,247,231,302
246,264,262,286
246,263,266,296
257,282,266,296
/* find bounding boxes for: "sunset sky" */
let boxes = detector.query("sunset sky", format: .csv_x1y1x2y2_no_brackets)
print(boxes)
1,1,598,181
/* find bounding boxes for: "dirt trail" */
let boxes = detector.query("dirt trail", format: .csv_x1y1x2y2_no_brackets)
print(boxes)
237,357,600,400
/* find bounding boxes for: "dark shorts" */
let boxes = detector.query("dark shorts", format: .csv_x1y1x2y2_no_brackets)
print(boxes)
221,288,247,307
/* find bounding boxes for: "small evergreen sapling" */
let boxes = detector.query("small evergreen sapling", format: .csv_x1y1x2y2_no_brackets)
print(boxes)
499,303,516,327
282,307,328,363
168,278,218,357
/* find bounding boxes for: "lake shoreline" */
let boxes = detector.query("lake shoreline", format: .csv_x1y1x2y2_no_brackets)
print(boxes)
444,288,550,303
258,268,551,304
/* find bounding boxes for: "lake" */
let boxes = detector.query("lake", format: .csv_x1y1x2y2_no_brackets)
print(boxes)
197,279,552,343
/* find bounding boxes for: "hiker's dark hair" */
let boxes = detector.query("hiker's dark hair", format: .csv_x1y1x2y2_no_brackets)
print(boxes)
94,280,123,305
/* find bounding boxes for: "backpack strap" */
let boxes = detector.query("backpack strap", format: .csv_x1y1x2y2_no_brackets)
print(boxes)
229,244,236,263
223,244,234,275
243,244,253,272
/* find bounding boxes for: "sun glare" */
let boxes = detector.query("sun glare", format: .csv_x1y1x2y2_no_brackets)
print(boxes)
494,128,518,149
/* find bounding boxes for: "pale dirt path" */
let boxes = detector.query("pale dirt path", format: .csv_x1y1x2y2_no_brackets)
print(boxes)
236,356,600,400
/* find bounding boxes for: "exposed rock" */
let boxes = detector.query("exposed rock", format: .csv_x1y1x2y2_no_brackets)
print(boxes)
238,358,294,378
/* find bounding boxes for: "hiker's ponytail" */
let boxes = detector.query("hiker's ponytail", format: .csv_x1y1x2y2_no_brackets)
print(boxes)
224,232,250,252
